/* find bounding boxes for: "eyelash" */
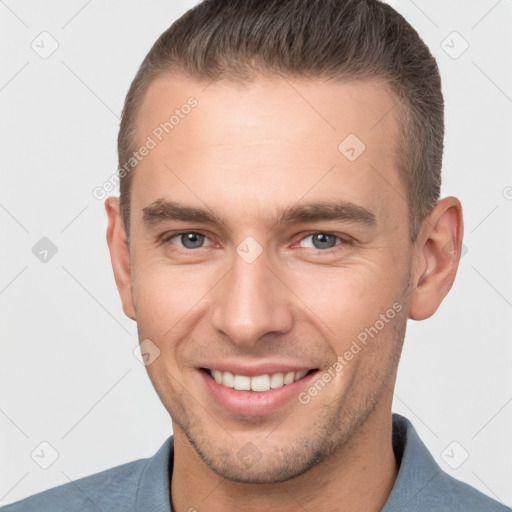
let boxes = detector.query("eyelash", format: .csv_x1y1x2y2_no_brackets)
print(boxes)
160,231,352,254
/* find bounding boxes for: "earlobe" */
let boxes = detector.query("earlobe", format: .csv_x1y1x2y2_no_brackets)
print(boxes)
105,197,136,321
408,197,464,321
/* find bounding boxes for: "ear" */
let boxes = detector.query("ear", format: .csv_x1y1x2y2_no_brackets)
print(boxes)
105,197,136,321
408,196,464,320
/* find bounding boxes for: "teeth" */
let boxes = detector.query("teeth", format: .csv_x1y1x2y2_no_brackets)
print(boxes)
233,375,251,391
270,372,284,389
213,369,223,384
283,371,295,385
294,369,308,380
222,371,234,388
251,374,271,392
209,368,311,392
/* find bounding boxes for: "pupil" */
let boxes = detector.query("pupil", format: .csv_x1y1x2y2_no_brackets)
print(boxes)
182,233,204,249
313,233,335,249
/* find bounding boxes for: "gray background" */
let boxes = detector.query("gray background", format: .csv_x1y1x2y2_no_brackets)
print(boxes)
1,0,511,507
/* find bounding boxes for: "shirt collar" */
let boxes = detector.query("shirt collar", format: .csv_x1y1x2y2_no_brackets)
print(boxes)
381,413,442,511
135,436,174,512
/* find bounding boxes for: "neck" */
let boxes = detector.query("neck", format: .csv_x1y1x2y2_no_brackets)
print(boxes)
170,406,399,512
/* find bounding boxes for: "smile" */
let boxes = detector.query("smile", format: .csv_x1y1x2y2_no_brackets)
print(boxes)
199,365,320,416
204,368,314,392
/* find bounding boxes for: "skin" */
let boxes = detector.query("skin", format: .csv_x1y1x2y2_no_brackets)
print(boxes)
105,74,463,512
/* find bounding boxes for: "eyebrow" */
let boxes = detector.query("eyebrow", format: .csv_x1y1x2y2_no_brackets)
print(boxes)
142,199,377,229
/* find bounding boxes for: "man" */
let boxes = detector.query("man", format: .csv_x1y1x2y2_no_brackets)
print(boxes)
3,0,509,511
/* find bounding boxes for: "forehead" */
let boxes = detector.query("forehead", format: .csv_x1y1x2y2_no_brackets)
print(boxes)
131,73,406,231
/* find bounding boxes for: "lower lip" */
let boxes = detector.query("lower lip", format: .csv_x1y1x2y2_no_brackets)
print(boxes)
199,369,318,416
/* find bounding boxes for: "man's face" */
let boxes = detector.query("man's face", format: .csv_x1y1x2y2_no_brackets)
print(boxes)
122,75,414,482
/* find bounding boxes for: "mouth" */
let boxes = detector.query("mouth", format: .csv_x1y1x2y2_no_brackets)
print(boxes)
200,367,318,392
197,362,322,416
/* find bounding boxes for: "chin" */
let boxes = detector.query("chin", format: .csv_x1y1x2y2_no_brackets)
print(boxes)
184,426,332,484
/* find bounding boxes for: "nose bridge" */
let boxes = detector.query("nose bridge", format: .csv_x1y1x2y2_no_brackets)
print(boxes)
210,245,293,346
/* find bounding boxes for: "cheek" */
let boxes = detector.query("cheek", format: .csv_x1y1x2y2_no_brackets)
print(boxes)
130,260,212,331
284,262,401,334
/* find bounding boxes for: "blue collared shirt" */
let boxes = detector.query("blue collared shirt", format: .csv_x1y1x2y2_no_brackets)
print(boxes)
2,414,509,511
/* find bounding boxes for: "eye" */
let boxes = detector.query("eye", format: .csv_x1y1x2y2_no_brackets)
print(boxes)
165,232,215,250
298,233,349,251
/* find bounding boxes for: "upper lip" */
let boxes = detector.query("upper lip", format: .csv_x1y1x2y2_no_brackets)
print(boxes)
199,361,317,377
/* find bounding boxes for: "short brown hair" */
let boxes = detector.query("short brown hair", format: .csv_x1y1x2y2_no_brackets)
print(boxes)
118,0,443,242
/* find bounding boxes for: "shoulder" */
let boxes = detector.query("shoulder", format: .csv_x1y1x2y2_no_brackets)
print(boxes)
428,470,511,512
1,437,174,512
1,459,145,512
385,414,510,512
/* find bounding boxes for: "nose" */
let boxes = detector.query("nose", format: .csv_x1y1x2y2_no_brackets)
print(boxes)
210,246,294,347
